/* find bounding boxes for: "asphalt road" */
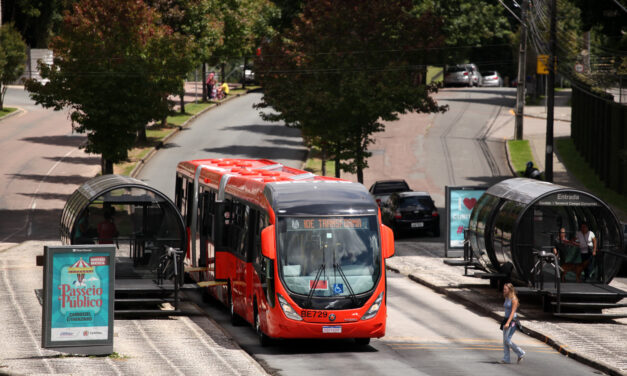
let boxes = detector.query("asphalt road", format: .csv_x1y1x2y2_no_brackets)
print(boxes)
139,88,605,375
0,87,99,245
137,93,307,198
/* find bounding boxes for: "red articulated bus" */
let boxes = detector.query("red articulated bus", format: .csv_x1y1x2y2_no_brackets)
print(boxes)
175,158,394,345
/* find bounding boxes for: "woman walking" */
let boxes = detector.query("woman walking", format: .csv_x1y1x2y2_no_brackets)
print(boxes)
500,283,525,364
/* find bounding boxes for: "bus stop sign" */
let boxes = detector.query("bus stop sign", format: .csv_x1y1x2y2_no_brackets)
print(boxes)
42,245,115,355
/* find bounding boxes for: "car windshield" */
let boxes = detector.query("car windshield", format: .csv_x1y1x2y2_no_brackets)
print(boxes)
400,196,433,209
373,182,409,194
447,66,466,73
277,216,381,297
483,71,496,76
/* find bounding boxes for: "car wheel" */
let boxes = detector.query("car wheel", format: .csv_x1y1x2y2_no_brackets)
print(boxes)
355,338,371,346
433,226,440,237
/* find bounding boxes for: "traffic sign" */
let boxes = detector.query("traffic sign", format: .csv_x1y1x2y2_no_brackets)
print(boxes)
574,63,584,73
537,55,549,75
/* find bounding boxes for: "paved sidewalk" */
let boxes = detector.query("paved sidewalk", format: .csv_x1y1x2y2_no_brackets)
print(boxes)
386,254,627,376
0,241,266,376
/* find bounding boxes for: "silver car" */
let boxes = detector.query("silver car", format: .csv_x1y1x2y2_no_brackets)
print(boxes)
481,71,503,87
444,66,472,87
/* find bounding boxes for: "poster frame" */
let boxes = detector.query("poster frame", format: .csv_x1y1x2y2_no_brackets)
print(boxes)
445,186,488,257
42,245,115,354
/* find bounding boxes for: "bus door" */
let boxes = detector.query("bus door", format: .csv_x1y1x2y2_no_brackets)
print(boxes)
232,202,250,313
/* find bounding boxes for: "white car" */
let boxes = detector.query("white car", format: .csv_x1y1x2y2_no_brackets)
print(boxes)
481,71,503,87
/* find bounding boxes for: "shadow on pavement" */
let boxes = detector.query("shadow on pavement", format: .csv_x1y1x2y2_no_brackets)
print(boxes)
0,208,63,242
443,96,516,107
267,139,304,147
21,135,85,147
19,192,72,201
447,88,516,97
464,175,510,186
8,173,90,185
223,124,302,138
43,156,100,165
203,145,307,161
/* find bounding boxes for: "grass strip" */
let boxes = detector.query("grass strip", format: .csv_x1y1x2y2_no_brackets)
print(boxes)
507,139,535,176
556,138,627,215
0,107,17,119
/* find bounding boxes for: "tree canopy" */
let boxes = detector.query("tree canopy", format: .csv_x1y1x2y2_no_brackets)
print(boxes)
25,0,192,174
255,0,447,182
0,23,27,110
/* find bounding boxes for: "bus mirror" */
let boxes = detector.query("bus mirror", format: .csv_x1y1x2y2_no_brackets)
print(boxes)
381,224,395,258
261,225,276,260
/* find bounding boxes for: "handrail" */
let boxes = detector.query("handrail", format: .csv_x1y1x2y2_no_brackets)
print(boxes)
531,247,562,313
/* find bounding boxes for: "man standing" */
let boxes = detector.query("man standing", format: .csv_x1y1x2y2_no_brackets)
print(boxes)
574,222,597,280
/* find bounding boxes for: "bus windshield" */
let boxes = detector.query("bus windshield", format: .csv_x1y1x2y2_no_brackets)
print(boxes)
277,216,381,297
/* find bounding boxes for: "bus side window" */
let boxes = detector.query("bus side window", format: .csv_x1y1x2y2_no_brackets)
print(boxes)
201,189,215,240
237,205,250,259
175,175,183,212
185,180,194,228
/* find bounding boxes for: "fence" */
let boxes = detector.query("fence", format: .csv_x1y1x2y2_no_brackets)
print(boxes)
571,85,627,195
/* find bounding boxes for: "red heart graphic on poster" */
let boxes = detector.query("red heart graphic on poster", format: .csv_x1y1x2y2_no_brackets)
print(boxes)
463,198,477,210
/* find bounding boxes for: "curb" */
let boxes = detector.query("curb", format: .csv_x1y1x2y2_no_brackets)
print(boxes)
0,107,25,123
385,264,625,376
130,91,253,178
504,140,518,177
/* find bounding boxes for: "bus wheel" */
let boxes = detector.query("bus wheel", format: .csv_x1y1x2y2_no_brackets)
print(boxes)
255,310,271,347
229,286,244,326
355,338,370,346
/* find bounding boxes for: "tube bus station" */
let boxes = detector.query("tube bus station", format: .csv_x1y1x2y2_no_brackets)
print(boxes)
466,178,627,319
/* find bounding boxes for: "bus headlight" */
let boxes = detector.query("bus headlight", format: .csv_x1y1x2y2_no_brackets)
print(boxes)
278,294,302,321
361,292,383,320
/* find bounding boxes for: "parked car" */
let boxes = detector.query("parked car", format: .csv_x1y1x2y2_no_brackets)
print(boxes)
481,71,503,87
466,63,482,87
443,65,472,87
369,179,411,206
381,191,440,236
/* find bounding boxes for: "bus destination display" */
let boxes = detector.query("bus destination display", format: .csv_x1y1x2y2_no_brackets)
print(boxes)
289,217,369,231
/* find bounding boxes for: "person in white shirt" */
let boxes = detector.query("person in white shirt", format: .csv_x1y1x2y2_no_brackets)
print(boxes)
574,222,597,280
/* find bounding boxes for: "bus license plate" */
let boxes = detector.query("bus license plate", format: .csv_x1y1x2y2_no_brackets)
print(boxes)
322,326,342,334
411,222,424,228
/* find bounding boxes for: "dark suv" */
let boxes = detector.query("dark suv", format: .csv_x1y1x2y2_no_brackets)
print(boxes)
381,192,440,237
369,180,411,206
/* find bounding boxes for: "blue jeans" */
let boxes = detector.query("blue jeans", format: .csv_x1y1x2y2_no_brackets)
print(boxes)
502,324,525,363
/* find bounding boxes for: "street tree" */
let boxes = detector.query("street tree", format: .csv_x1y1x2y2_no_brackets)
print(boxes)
255,0,447,182
0,23,27,111
209,0,277,82
147,0,222,105
25,0,191,174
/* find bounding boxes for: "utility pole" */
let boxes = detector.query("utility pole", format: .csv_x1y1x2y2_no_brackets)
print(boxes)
545,0,557,182
514,0,528,140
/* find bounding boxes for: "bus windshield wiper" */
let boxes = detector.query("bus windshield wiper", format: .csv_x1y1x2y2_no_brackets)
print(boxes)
334,263,357,305
306,263,325,308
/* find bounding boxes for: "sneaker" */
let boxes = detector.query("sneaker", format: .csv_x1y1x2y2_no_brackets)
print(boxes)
517,354,525,364
498,360,509,364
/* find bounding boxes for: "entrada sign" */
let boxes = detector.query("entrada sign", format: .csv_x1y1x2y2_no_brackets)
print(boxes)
536,192,599,207
42,245,115,355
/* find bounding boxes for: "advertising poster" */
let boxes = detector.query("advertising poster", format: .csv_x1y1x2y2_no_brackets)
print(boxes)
43,245,114,353
446,186,487,253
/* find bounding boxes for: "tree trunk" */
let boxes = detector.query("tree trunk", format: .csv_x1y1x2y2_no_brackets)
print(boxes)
334,156,340,178
356,138,365,183
101,157,114,175
180,90,185,114
221,63,226,84
137,127,147,143
321,146,327,176
202,63,207,102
